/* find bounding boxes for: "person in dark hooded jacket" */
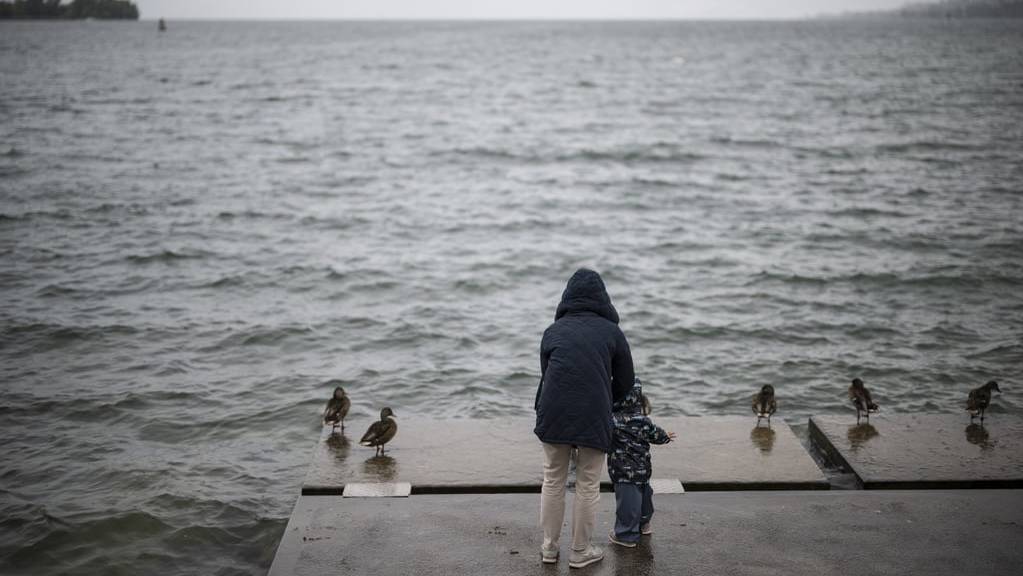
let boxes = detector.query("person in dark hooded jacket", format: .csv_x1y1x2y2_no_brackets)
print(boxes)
535,268,635,568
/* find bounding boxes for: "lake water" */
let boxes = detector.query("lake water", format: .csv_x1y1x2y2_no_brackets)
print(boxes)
1,19,1021,575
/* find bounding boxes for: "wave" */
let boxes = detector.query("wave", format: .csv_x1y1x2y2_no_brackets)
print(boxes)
746,271,830,286
441,143,706,164
64,395,152,424
876,140,985,154
125,249,212,265
746,270,1018,289
0,209,73,223
204,325,316,351
966,343,1023,363
5,511,173,564
34,284,80,298
658,324,833,346
200,275,250,289
216,210,292,221
709,136,781,149
0,323,140,353
826,207,911,218
82,202,151,216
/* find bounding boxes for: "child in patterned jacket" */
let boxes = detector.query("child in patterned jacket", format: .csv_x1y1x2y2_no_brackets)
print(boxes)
607,380,675,547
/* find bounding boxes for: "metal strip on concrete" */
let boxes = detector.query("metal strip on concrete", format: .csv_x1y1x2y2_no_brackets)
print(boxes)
649,478,685,494
269,491,1023,576
809,414,1023,489
302,416,827,494
342,482,412,498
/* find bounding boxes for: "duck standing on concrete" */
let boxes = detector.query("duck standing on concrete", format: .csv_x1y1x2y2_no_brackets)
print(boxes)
360,407,397,455
323,385,351,432
752,384,777,426
848,378,879,424
967,380,1001,423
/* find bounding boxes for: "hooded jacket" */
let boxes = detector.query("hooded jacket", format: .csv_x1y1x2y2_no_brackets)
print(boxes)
608,382,672,484
534,269,635,452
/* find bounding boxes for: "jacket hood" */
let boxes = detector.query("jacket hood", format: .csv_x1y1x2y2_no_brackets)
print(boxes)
613,381,644,414
555,268,620,324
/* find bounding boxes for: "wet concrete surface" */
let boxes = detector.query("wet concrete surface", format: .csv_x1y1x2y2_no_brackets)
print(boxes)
302,417,826,494
654,416,826,489
269,491,1023,576
809,414,1023,488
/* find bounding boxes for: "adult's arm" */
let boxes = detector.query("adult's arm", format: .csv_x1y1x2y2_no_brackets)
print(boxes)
535,332,551,411
610,327,634,402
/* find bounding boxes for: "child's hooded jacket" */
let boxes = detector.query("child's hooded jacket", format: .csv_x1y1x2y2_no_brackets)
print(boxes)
608,382,672,484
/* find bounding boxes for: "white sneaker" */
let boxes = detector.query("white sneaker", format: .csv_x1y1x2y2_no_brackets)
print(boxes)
608,530,637,548
568,545,604,568
541,543,559,564
641,523,652,535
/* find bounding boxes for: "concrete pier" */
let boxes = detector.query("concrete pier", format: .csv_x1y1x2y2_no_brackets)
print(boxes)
270,415,1023,575
269,491,1023,576
303,417,826,494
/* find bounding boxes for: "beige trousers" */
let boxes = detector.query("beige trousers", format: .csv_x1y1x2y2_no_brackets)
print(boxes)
540,442,604,552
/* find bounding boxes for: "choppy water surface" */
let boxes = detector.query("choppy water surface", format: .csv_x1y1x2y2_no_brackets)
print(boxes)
1,19,1022,575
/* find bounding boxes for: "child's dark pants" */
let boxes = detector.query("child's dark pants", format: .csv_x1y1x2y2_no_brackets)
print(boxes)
613,482,653,543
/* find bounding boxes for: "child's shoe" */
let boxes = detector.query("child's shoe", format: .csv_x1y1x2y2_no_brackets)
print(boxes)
641,523,653,535
540,543,559,564
608,530,637,548
568,545,604,568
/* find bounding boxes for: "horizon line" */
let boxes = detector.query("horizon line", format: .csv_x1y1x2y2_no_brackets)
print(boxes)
99,15,870,22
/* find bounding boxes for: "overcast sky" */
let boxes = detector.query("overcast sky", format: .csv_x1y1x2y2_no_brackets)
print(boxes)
137,1,915,20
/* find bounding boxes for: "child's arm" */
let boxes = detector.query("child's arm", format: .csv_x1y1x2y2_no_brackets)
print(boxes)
641,419,674,445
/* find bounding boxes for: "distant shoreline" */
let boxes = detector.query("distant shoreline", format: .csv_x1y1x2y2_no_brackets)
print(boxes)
822,0,1023,20
0,0,139,20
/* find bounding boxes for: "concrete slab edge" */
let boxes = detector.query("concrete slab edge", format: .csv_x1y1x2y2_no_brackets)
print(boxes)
862,479,1023,490
303,479,829,495
808,416,860,485
266,496,312,576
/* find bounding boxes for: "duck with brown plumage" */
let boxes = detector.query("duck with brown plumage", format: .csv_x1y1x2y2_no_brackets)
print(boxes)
322,384,351,432
967,380,1001,423
360,407,398,455
848,378,879,424
752,384,776,427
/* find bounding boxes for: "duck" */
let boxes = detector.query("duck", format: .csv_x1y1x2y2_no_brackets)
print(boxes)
322,384,351,432
752,384,777,426
967,380,1001,423
360,407,397,455
848,378,879,424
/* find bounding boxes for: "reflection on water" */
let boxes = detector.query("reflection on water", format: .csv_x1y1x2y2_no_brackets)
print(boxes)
750,426,776,454
965,423,996,451
326,432,350,463
363,455,398,481
847,423,879,451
